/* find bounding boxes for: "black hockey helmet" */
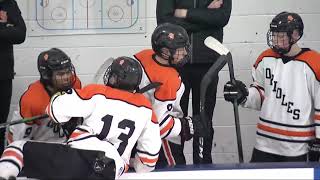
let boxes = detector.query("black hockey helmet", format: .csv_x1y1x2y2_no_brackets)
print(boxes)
37,48,75,89
267,12,304,55
151,23,191,67
104,56,142,92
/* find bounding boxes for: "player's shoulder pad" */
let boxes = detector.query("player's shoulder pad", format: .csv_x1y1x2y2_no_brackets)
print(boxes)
20,80,46,103
254,49,280,69
73,76,82,89
134,49,154,62
76,84,106,99
295,49,320,81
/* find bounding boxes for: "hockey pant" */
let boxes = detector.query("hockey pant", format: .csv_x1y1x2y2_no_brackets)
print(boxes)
1,139,125,179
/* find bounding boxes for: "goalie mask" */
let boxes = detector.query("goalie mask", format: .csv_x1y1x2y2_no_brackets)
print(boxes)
152,23,191,67
267,12,304,55
104,56,142,92
37,48,76,91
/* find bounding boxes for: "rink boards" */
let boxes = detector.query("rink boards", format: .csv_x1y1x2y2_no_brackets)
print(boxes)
120,162,320,179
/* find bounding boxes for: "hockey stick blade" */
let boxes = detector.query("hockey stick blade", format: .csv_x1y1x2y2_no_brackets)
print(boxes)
92,57,114,84
0,114,49,129
204,36,230,55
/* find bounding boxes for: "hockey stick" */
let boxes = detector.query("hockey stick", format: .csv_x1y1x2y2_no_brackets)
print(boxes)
137,82,162,93
204,36,244,163
0,114,49,129
0,58,113,131
195,37,231,163
92,57,162,93
197,51,229,163
92,57,114,83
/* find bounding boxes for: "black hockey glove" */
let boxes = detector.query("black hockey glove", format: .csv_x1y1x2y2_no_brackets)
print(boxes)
47,120,65,138
179,117,194,142
308,139,320,161
191,115,208,138
180,116,207,142
61,117,84,139
224,80,248,104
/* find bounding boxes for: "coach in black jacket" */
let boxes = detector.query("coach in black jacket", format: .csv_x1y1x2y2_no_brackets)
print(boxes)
0,0,26,154
157,0,231,164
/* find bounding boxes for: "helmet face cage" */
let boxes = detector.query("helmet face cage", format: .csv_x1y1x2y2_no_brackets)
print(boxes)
38,48,76,90
267,12,304,55
267,30,293,55
103,57,142,92
163,43,191,68
51,64,76,91
152,23,191,67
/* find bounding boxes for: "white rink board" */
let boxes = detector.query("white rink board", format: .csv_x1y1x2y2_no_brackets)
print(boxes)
120,168,314,179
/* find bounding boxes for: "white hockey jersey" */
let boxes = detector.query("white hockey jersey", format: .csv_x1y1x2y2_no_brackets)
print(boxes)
134,49,185,142
243,48,320,156
47,84,161,173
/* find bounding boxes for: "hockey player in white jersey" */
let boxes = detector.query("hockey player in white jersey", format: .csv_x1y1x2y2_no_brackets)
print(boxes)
0,56,161,179
134,23,205,167
7,48,82,144
223,12,320,162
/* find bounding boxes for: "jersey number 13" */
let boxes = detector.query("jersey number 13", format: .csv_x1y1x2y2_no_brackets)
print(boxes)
98,114,135,155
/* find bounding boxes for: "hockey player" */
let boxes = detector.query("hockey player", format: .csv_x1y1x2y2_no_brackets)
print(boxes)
0,56,161,179
7,48,82,144
134,23,205,167
223,12,320,162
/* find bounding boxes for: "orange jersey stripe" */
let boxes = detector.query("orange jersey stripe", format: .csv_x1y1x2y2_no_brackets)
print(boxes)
2,150,23,165
314,114,320,121
124,164,129,173
69,131,87,139
258,123,315,137
139,156,158,164
254,49,280,69
77,84,153,110
160,118,174,136
162,140,175,166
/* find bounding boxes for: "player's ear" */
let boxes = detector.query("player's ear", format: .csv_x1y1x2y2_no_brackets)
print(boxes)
292,30,301,42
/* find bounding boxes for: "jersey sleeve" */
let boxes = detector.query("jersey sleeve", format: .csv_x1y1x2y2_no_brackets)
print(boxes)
309,67,320,139
7,110,33,143
47,89,94,123
243,57,265,110
155,79,185,141
132,110,161,172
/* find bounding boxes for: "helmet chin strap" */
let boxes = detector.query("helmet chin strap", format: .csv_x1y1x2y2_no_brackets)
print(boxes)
274,37,295,55
274,45,292,55
168,49,183,68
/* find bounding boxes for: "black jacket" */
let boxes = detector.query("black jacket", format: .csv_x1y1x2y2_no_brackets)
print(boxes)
156,0,231,64
0,0,26,80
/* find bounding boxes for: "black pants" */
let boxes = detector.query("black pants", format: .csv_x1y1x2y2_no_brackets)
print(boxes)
178,63,218,164
21,141,116,179
250,148,308,162
0,79,12,155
